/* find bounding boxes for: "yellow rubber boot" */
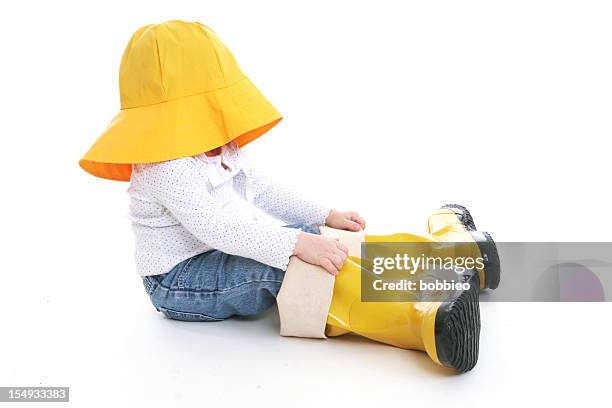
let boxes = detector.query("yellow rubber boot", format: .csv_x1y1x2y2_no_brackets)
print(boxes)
427,204,501,290
325,258,481,373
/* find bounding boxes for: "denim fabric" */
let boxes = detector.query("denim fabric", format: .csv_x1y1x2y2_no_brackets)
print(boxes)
142,224,320,321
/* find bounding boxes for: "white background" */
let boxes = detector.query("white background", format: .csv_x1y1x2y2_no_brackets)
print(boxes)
1,0,611,406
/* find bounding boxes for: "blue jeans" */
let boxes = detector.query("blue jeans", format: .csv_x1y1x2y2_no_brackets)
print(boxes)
142,224,320,321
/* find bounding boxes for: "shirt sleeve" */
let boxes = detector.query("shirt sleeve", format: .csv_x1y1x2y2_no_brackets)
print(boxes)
137,158,301,270
235,163,332,226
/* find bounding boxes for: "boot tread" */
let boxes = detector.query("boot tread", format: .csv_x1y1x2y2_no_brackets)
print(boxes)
434,272,481,373
440,204,477,231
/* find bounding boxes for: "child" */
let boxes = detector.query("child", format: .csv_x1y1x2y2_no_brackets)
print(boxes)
130,140,365,320
79,20,365,321
81,20,495,372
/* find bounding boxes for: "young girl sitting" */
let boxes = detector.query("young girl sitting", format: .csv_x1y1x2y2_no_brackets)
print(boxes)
80,20,492,372
79,20,365,322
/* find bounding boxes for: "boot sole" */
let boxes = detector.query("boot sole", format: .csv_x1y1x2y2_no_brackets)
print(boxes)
470,231,501,290
440,204,477,230
435,271,481,373
439,204,501,290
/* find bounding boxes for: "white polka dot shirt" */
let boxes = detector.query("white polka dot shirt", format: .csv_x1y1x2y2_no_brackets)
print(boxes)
128,143,331,276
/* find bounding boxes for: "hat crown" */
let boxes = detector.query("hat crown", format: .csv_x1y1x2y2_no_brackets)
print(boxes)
119,20,244,109
80,20,282,182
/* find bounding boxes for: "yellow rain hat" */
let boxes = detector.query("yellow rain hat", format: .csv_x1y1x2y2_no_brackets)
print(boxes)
79,20,282,181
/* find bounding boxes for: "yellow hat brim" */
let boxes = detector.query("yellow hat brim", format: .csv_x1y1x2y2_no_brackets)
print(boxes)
80,76,282,181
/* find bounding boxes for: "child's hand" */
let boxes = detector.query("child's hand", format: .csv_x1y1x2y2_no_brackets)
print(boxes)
325,210,366,232
293,232,349,275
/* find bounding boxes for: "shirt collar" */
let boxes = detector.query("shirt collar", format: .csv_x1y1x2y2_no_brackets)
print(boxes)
195,142,246,187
